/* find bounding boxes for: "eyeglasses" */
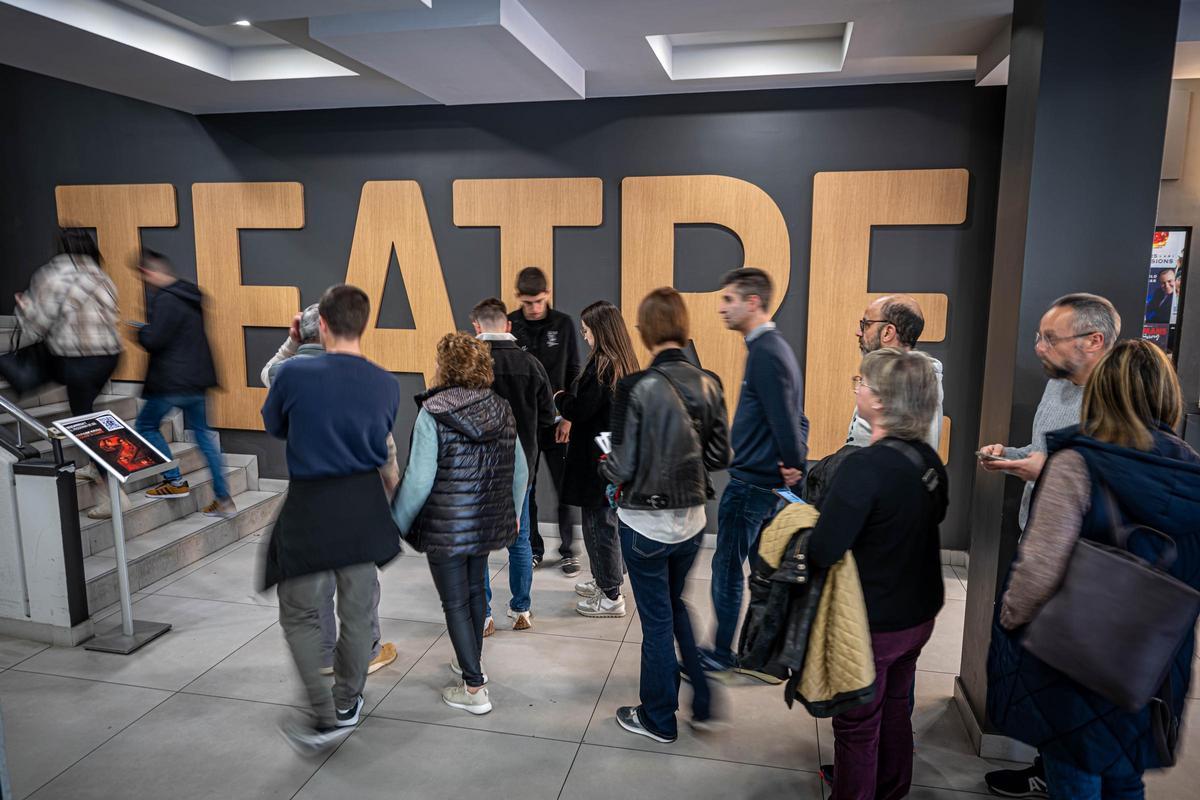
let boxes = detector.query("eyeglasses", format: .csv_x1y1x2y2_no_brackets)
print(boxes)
851,375,873,392
858,318,888,333
1035,330,1098,347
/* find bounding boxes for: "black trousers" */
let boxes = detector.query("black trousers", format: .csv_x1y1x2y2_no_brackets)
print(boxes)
528,444,575,559
49,353,119,415
427,553,489,688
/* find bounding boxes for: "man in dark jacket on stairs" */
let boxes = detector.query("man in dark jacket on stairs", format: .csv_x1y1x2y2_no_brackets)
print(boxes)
132,250,233,518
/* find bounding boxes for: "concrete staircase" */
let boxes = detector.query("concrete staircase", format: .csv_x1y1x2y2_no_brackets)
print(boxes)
0,380,285,616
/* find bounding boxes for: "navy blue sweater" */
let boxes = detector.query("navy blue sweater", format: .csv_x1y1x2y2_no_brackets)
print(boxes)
730,328,809,486
261,353,400,480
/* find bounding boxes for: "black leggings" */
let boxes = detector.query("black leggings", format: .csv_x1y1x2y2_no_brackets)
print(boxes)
529,444,575,558
49,353,119,415
427,553,489,688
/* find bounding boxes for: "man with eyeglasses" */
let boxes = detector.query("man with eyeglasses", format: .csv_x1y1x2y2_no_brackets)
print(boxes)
848,295,943,450
978,292,1119,800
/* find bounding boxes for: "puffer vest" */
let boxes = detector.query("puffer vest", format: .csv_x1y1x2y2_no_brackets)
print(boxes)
408,386,518,558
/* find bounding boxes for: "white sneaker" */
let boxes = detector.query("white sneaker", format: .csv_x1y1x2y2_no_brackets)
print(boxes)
506,608,533,631
576,593,627,618
442,681,492,715
575,579,599,597
450,658,488,684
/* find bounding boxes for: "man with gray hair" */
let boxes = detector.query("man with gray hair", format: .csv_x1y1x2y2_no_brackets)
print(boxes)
261,303,399,678
978,292,1119,799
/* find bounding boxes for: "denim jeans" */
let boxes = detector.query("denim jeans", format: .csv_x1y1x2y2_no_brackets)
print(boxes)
710,477,781,667
1042,754,1144,800
428,553,489,688
136,394,228,500
485,488,533,616
831,620,934,800
620,520,709,738
581,504,623,600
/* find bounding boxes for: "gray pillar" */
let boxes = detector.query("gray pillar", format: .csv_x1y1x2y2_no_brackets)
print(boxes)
956,0,1181,754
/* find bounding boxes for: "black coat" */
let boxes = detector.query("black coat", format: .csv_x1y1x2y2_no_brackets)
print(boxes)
138,279,218,396
508,308,582,449
407,387,518,558
556,360,613,507
486,339,555,479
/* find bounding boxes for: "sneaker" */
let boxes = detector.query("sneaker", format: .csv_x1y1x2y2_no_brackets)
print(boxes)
560,556,582,577
482,616,495,638
575,579,600,597
442,681,492,715
335,694,364,727
450,658,488,684
532,554,544,569
680,648,736,685
367,642,397,675
507,608,533,630
733,663,786,685
86,485,132,520
985,759,1048,799
278,717,352,757
687,715,730,733
615,705,676,743
146,480,190,499
76,463,101,483
576,593,626,618
201,496,235,518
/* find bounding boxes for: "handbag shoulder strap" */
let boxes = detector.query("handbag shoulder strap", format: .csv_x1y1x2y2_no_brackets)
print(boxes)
650,366,703,434
1094,480,1179,569
878,437,939,493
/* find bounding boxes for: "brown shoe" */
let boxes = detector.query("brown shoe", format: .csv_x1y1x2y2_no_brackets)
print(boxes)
482,616,495,638
146,480,190,499
367,642,398,675
507,609,533,631
201,496,235,518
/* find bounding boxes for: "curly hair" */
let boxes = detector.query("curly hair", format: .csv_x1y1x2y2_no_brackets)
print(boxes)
435,331,494,390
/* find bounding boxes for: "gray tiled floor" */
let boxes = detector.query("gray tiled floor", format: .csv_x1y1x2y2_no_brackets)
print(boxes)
0,535,1195,799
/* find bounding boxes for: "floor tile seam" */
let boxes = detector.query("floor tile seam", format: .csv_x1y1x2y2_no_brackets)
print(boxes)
148,590,278,610
908,782,992,796
368,627,450,722
174,616,282,694
582,739,823,774
357,711,585,745
131,537,258,596
1,643,52,671
7,665,184,694
559,626,626,799
21,687,177,800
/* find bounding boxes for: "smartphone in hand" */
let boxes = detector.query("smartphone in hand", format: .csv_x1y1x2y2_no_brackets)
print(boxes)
774,487,805,504
975,450,1007,462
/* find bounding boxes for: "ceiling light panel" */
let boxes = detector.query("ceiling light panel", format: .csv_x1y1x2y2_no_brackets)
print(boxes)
648,22,854,81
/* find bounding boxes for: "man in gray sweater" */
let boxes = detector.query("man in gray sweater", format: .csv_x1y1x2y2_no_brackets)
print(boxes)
977,292,1119,798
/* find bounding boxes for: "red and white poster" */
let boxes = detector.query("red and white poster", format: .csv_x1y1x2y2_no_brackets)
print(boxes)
1142,227,1190,359
53,411,172,483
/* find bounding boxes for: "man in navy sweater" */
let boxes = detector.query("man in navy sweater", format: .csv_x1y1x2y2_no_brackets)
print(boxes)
701,268,809,681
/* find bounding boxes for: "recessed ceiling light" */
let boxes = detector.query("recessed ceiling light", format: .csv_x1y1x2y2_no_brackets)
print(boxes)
235,20,251,27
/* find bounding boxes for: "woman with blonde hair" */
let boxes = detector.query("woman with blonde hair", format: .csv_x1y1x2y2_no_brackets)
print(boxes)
992,339,1200,799
392,332,528,715
555,300,640,618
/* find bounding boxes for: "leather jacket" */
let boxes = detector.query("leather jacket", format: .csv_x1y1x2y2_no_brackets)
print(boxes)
601,348,731,509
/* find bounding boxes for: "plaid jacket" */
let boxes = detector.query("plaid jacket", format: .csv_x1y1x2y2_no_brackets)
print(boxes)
17,254,122,357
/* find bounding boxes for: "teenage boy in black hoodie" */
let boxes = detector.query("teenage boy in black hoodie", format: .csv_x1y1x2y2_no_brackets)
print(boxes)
133,250,233,518
507,267,582,574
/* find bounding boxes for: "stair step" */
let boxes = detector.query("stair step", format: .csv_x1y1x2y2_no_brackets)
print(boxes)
0,394,138,434
74,441,207,511
78,455,257,556
84,489,285,612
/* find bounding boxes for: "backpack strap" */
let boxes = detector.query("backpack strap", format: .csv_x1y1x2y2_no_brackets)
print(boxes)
878,438,939,493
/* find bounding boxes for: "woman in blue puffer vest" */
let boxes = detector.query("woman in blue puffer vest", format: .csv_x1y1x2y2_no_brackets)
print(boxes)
988,339,1200,799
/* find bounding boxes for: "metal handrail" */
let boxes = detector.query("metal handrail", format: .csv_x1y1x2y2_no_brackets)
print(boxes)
0,394,65,464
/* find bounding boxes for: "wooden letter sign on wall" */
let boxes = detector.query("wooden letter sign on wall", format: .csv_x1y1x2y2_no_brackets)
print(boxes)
192,182,304,429
806,169,968,461
55,184,178,381
345,181,455,385
453,178,603,306
620,175,791,415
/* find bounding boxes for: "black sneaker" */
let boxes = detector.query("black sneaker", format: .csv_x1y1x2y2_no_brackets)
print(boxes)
532,553,544,569
278,717,352,757
335,694,364,728
615,705,676,743
561,556,582,577
985,758,1048,799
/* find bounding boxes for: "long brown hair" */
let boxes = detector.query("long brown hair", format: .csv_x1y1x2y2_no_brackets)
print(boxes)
1082,339,1182,450
581,301,639,391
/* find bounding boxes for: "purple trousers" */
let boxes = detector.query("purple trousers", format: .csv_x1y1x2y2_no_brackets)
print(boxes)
831,618,936,800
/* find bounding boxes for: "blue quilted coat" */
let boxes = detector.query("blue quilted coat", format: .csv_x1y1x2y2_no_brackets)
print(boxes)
988,424,1200,773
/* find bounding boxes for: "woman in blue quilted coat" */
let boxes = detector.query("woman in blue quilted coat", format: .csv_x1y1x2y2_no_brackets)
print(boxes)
990,340,1200,799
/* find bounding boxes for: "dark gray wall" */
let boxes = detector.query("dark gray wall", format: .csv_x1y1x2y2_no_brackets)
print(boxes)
0,66,1005,547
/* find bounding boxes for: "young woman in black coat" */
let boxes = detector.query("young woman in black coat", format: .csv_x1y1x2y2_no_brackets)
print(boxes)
555,301,640,618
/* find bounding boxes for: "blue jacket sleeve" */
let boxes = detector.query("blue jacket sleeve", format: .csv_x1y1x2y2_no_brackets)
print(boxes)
261,368,289,439
391,410,438,534
750,345,809,469
512,437,529,515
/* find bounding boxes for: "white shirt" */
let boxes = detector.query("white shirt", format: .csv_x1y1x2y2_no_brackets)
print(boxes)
618,505,707,544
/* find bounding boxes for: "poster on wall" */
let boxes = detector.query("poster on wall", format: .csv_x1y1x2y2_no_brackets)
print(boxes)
1142,227,1190,361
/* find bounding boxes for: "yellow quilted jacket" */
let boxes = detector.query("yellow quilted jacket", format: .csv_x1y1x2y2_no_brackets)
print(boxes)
757,503,876,714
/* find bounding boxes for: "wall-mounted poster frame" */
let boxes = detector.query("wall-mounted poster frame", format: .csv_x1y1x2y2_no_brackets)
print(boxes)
1142,226,1191,364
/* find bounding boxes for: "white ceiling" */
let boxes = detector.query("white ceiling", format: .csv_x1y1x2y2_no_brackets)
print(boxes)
1,0,1199,114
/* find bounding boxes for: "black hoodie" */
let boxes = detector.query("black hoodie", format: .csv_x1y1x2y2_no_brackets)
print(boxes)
138,279,218,396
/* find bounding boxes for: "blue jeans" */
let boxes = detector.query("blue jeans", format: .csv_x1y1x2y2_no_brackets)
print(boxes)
620,520,709,738
485,488,533,615
1042,755,1144,800
136,394,228,500
710,477,781,667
